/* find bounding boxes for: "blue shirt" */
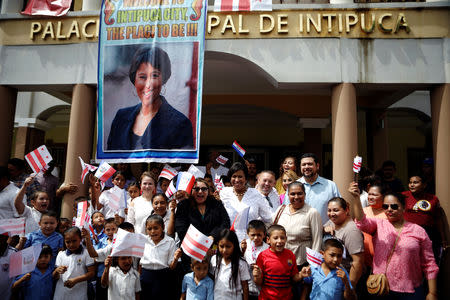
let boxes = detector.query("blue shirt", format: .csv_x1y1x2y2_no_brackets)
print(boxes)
181,272,214,300
14,266,54,300
298,176,341,223
306,265,352,300
25,230,63,266
92,230,109,278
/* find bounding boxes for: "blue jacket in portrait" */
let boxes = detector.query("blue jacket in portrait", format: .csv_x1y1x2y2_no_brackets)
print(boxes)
107,96,194,150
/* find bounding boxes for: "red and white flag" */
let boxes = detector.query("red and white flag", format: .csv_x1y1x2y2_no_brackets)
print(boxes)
232,140,246,158
0,218,26,236
353,156,362,173
79,157,97,184
111,228,147,257
84,214,96,238
214,174,224,192
95,162,116,182
106,186,126,212
306,247,323,268
216,155,228,166
159,164,178,181
75,201,88,228
176,172,196,194
187,165,205,179
165,180,177,198
21,0,72,17
9,244,42,278
25,145,52,174
230,206,249,233
181,225,213,262
213,0,271,12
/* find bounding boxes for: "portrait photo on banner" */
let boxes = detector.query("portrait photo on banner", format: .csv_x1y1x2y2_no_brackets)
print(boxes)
101,42,199,153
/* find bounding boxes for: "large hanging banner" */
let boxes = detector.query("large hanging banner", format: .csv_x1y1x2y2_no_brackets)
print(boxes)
97,0,207,163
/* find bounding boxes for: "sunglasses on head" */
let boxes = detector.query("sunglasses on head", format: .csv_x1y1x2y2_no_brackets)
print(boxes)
192,187,208,192
382,204,399,210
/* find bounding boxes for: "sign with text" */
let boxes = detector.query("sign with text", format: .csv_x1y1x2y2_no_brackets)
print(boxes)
96,0,207,163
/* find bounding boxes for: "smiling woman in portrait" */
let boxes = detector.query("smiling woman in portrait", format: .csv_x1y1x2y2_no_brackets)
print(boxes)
107,46,194,150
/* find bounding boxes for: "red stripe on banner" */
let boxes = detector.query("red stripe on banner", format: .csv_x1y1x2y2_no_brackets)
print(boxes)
33,149,46,169
239,0,250,11
25,153,40,173
185,233,210,253
182,242,204,261
221,0,232,11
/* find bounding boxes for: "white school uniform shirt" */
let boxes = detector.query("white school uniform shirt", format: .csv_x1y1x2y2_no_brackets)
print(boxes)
0,182,24,219
99,190,126,219
107,266,141,300
210,255,251,300
126,196,153,234
21,206,42,234
53,248,95,300
140,235,176,270
243,239,269,296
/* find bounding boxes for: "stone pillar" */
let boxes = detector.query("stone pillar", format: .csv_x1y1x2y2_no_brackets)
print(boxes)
61,85,96,218
1,0,25,13
82,0,102,11
0,86,17,165
331,83,358,202
431,84,450,222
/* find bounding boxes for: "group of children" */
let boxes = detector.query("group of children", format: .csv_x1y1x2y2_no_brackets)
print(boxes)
2,202,355,300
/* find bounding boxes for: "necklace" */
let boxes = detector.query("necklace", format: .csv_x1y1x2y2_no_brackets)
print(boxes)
233,187,247,197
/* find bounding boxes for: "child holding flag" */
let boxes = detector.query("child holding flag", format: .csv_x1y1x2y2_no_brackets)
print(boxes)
53,227,95,300
12,244,54,299
140,214,182,299
97,171,127,220
240,220,269,300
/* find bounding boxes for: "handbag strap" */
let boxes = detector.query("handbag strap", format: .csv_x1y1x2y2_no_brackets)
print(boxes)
273,204,286,225
384,224,404,273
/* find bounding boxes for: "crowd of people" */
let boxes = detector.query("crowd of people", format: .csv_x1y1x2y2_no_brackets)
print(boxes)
0,151,447,300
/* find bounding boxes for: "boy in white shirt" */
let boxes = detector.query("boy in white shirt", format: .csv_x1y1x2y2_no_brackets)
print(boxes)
240,220,269,300
101,255,141,300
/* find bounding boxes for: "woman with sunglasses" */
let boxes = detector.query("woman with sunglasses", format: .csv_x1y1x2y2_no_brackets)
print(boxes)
349,182,439,300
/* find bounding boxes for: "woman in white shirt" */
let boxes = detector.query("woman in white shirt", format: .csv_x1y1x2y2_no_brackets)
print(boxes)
219,162,273,240
126,172,156,234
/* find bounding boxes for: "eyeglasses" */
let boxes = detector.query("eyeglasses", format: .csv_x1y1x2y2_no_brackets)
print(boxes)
382,204,399,210
192,187,208,192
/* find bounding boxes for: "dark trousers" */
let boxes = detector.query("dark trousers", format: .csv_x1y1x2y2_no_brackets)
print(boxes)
141,268,176,299
95,277,108,300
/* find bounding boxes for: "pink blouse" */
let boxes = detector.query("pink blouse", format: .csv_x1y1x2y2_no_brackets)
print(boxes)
355,216,439,293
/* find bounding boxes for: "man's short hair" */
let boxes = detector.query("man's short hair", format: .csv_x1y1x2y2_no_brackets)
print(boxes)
300,153,318,164
267,224,286,237
8,158,26,170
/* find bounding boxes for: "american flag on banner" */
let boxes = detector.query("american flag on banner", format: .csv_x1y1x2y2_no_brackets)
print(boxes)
111,228,147,257
79,156,98,184
95,162,116,182
25,145,52,174
216,155,228,166
21,0,72,16
181,225,213,262
214,0,272,12
9,244,42,278
0,218,26,236
159,164,178,181
306,247,323,268
353,156,362,173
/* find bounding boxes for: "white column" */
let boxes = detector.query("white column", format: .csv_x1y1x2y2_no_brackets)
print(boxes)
1,0,24,13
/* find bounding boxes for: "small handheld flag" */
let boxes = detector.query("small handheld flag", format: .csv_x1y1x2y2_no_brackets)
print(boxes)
9,244,42,277
230,206,250,241
111,228,147,257
95,162,116,183
232,140,246,158
216,155,229,166
0,218,26,237
187,165,205,179
176,172,196,194
181,225,213,262
353,156,362,181
165,180,177,198
79,157,98,184
106,185,126,212
75,202,88,228
159,164,178,181
25,145,52,174
214,174,224,192
306,247,323,268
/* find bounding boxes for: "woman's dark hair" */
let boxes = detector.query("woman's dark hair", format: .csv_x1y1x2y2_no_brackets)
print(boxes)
129,46,171,85
279,156,298,177
368,183,386,196
287,181,305,193
215,229,242,292
220,175,230,184
227,162,248,180
39,244,53,257
145,214,165,238
152,193,168,204
328,197,349,210
63,227,82,239
383,192,406,208
112,171,126,180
